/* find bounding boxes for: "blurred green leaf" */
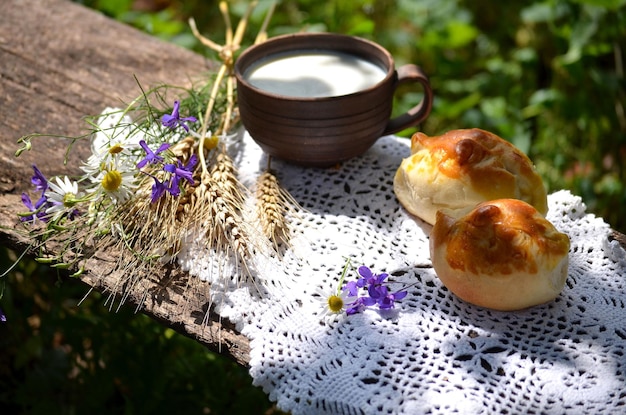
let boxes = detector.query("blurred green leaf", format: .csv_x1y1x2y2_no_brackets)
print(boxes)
557,6,603,65
480,96,507,119
595,173,624,194
436,92,482,119
347,18,376,36
93,0,133,18
522,88,563,118
521,2,568,23
444,20,479,48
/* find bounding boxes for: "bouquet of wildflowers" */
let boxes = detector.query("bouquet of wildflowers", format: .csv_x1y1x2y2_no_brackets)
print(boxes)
12,2,296,307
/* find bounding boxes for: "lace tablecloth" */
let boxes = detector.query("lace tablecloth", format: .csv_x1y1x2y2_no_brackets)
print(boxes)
179,132,626,415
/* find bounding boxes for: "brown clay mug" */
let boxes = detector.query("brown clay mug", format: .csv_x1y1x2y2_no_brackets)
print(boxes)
234,32,433,166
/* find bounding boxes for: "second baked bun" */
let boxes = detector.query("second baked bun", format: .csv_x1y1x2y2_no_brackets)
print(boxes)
430,199,570,311
394,128,548,225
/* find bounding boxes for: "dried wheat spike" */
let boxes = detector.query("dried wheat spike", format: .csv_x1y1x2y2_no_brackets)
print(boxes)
209,146,246,206
208,184,250,255
255,169,295,254
169,136,196,162
182,152,255,283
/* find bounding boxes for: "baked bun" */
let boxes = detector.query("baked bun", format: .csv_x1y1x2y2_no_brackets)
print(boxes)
394,128,548,225
430,199,570,311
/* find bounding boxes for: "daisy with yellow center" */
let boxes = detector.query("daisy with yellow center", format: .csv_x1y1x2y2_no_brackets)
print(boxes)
91,107,143,156
108,143,124,155
316,286,354,319
82,108,146,178
45,176,83,221
95,162,136,203
316,258,356,319
102,169,122,192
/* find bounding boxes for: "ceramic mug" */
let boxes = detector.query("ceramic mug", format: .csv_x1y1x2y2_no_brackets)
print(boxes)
234,32,433,166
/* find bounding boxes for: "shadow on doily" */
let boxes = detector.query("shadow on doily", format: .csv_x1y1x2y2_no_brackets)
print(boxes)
426,278,626,411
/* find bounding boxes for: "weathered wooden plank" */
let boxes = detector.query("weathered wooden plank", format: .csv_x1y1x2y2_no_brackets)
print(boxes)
0,0,250,366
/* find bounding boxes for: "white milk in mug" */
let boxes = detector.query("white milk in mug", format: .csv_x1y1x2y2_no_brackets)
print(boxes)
244,51,387,98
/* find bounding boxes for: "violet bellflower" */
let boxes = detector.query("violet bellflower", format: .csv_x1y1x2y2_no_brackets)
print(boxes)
368,283,408,310
161,100,197,132
345,296,369,315
358,265,389,287
147,154,198,203
137,140,170,169
343,280,362,297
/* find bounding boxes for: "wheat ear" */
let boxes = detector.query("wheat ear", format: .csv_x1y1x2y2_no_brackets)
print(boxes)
188,144,258,282
255,168,297,255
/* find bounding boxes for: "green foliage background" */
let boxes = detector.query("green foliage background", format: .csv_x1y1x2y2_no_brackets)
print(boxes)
2,0,625,413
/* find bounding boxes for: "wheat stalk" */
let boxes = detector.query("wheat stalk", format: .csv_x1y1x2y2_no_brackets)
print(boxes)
255,167,299,255
183,143,261,284
208,144,246,206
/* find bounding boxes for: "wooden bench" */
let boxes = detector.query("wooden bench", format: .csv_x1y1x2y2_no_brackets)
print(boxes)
0,0,250,366
2,0,625,372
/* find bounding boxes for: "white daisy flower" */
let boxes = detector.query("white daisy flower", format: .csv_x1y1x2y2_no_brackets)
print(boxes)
92,108,142,154
45,176,82,220
84,108,146,177
95,165,137,204
81,153,106,178
314,285,355,320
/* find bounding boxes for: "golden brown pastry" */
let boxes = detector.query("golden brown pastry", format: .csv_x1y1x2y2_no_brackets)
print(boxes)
394,128,548,225
430,199,570,311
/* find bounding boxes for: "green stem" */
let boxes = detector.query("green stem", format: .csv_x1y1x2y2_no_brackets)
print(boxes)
337,257,352,295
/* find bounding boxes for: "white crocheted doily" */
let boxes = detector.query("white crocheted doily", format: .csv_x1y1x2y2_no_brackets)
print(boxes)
178,132,626,415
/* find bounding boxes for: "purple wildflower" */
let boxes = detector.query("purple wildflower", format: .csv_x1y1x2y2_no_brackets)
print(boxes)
143,154,198,203
164,154,197,196
67,208,81,220
341,265,408,314
21,193,48,222
345,297,371,315
358,265,388,287
343,280,361,297
137,140,170,169
368,284,408,310
149,175,169,203
161,100,197,132
20,165,52,222
0,307,6,323
31,164,48,193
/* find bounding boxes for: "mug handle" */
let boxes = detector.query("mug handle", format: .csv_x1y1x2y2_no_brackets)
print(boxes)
382,64,434,135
